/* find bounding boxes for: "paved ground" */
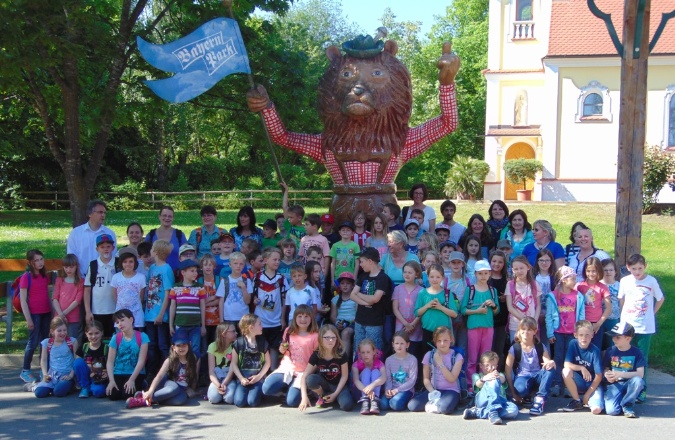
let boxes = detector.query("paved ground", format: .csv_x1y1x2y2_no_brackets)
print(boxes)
1,367,675,440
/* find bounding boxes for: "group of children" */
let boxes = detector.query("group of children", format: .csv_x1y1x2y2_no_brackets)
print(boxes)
15,199,665,422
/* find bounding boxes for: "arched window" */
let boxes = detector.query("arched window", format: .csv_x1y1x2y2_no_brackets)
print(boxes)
576,81,612,122
583,93,603,116
517,0,533,21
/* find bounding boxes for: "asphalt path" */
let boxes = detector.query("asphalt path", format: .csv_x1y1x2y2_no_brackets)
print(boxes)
1,369,674,439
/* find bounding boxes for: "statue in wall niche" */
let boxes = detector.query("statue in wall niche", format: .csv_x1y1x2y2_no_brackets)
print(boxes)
247,30,461,225
514,90,529,127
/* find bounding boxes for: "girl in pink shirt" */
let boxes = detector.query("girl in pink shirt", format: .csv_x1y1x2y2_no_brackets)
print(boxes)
575,257,611,349
52,254,85,339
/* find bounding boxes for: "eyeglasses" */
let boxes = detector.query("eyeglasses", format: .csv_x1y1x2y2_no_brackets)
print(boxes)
322,336,337,341
538,259,551,263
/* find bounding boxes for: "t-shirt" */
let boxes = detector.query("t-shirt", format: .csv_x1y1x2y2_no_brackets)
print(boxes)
187,225,226,258
217,275,250,322
602,345,646,384
330,241,361,278
392,284,423,341
423,349,462,392
556,290,580,334
508,344,541,377
299,234,330,272
207,341,233,378
380,252,420,286
19,273,51,315
169,284,206,327
577,281,610,323
278,331,319,374
77,343,108,383
385,353,418,392
248,271,289,328
285,286,318,318
283,219,306,247
111,272,146,327
406,243,419,257
618,274,664,334
505,280,540,332
331,294,357,322
606,281,621,320
365,236,388,260
354,270,393,327
447,222,467,245
109,331,150,375
309,351,348,386
278,260,294,283
41,337,76,375
200,276,220,326
565,339,602,381
216,256,231,279
523,241,565,267
353,231,371,251
84,258,117,315
262,235,281,249
229,227,264,252
415,288,456,332
145,263,174,323
234,335,269,377
460,286,499,329
445,275,470,304
53,278,84,323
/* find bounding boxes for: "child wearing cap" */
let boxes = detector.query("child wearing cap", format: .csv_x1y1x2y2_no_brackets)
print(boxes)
260,219,281,249
331,272,357,358
169,260,206,364
403,219,420,257
320,214,340,247
602,321,646,417
84,234,119,338
435,223,451,243
330,221,361,284
444,251,471,352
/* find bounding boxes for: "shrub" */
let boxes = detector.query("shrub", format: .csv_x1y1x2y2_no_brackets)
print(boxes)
503,159,543,190
107,178,147,210
444,156,490,200
643,145,675,213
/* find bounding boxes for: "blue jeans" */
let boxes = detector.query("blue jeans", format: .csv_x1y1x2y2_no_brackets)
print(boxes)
145,322,170,377
152,377,188,406
262,372,302,407
380,390,413,411
553,332,574,387
207,380,237,404
564,370,604,408
176,325,202,358
233,378,264,407
23,312,51,370
353,323,383,356
408,390,460,414
513,368,555,399
474,379,519,419
73,358,107,397
34,376,74,398
604,376,645,416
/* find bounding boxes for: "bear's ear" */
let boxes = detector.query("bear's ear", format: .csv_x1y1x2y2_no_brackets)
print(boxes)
326,45,342,63
384,40,398,57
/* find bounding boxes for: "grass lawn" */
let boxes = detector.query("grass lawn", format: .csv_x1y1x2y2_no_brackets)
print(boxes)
1,203,673,372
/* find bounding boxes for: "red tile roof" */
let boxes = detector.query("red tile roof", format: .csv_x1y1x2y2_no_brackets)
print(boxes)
548,0,675,57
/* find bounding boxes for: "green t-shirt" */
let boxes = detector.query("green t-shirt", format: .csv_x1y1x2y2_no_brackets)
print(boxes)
262,234,281,249
414,289,457,332
283,219,306,247
329,241,361,278
460,286,499,330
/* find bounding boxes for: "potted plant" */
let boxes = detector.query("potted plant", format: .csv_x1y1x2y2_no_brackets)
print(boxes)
444,156,490,200
503,159,543,201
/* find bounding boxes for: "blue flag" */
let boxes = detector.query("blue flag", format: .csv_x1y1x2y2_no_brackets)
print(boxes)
137,18,251,103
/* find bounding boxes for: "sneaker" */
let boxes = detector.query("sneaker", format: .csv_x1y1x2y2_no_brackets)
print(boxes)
360,399,370,415
623,406,637,418
369,399,380,415
522,396,533,407
125,393,148,409
563,399,583,412
23,381,37,392
463,407,479,420
636,390,647,404
488,410,503,425
550,385,561,398
20,370,36,383
316,396,324,408
79,388,91,399
529,397,545,416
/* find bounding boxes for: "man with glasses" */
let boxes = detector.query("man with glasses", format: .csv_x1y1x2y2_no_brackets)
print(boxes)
67,200,117,276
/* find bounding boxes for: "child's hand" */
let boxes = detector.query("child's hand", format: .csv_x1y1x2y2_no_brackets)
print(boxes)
549,336,556,345
478,305,488,314
26,319,35,331
85,312,94,324
404,323,415,333
580,366,592,382
142,390,153,404
240,377,250,386
592,322,602,334
385,389,398,398
124,378,137,394
363,384,374,396
542,359,555,370
279,343,289,355
186,388,196,398
237,280,246,290
604,370,617,383
169,326,175,336
201,326,207,336
324,392,338,403
106,381,118,395
484,300,495,308
299,397,310,411
433,351,444,367
154,316,163,325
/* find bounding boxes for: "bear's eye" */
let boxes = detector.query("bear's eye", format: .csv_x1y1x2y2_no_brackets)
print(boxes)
372,70,384,77
341,70,353,78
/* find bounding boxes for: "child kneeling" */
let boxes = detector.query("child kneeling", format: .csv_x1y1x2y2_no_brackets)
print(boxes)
463,351,519,424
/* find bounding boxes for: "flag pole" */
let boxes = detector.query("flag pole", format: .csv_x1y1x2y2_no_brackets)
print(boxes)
223,0,285,185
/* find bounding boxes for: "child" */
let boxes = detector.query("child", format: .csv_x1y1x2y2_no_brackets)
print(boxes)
207,322,237,404
444,251,470,352
462,236,482,283
73,320,109,398
461,260,499,390
439,241,455,279
275,212,287,237
601,258,621,350
230,314,271,407
505,317,555,416
330,272,357,359
434,223,451,244
320,214,340,247
546,265,585,397
299,213,331,271
330,221,361,283
421,251,440,286
408,326,464,414
281,181,306,245
105,309,150,401
410,209,426,233
417,232,439,261
111,251,147,330
415,264,458,348
533,248,557,354
463,351,519,424
31,317,77,397
248,247,289,371
84,234,119,338
246,249,264,276
352,211,371,251
350,247,393,352
239,239,259,264
488,251,509,368
130,329,198,408
365,213,389,259
382,203,404,232
199,253,222,347
505,256,541,342
561,320,603,413
618,253,665,401
352,338,387,415
52,253,84,340
136,242,154,277
299,324,353,411
144,239,174,379
576,257,611,350
392,261,423,360
216,234,235,278
217,252,250,328
305,261,327,321
285,264,319,320
602,322,646,417
169,260,206,362
260,219,281,249
403,219,420,256
262,305,319,407
19,249,53,384
381,331,418,411
210,239,222,257
278,237,298,283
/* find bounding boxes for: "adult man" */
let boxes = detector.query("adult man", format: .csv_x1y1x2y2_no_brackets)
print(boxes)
67,200,117,276
440,200,466,244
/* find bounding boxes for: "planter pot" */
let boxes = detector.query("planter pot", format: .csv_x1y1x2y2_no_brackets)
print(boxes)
516,189,532,201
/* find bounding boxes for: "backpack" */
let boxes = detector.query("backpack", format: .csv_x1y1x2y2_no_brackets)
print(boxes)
147,228,185,244
249,271,287,314
511,341,545,374
464,285,499,310
83,342,109,359
193,227,226,250
114,331,143,355
88,258,120,289
11,271,31,313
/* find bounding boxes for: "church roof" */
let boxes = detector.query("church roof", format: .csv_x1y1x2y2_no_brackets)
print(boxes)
548,0,675,57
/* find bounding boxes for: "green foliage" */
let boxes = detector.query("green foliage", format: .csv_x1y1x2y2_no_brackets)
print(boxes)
643,145,675,213
444,155,489,200
503,159,544,190
106,178,148,210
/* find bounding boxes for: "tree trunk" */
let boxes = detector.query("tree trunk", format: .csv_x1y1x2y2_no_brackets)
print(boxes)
157,119,167,191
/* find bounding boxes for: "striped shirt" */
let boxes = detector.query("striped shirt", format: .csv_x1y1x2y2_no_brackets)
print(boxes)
170,284,206,327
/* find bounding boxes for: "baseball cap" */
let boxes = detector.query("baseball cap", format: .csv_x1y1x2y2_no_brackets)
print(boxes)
558,265,576,281
172,328,190,345
403,219,419,229
259,219,277,230
337,272,356,282
218,233,234,243
117,246,138,258
321,214,335,224
434,223,451,232
359,247,380,263
178,244,196,256
96,234,115,247
449,251,465,262
474,260,491,272
497,239,513,249
338,221,355,232
179,259,199,271
606,321,635,338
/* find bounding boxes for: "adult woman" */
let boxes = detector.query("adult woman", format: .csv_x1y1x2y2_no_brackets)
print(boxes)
144,205,187,270
400,183,436,232
457,214,494,259
486,200,510,244
380,231,420,286
126,223,144,251
500,209,534,259
566,227,610,281
521,219,565,268
229,206,263,252
563,221,588,266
